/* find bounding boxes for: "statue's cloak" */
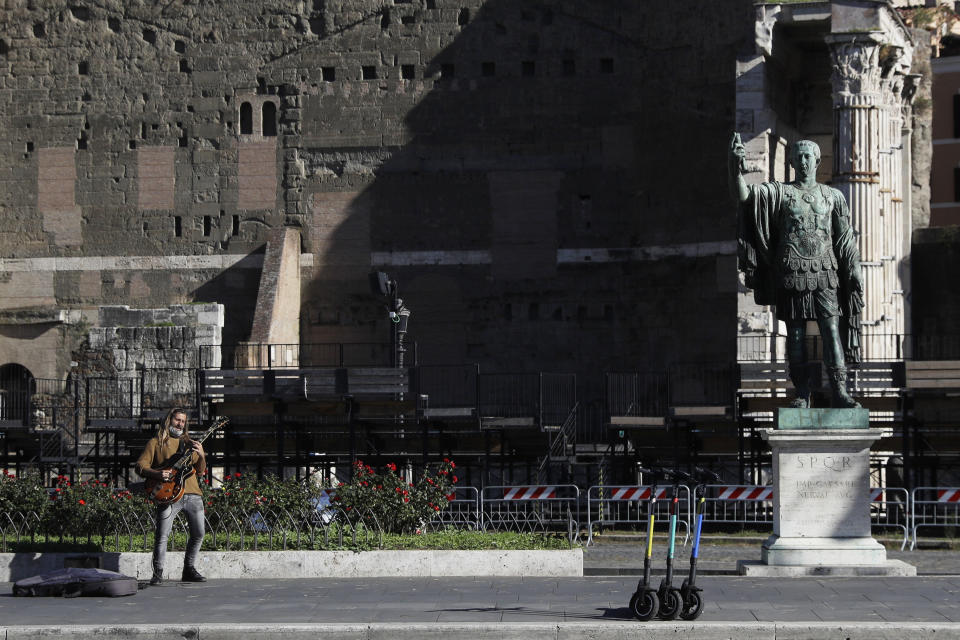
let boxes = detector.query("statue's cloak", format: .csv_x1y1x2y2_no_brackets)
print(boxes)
737,181,864,363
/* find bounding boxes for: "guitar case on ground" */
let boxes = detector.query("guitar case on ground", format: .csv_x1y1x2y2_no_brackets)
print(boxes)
13,567,139,597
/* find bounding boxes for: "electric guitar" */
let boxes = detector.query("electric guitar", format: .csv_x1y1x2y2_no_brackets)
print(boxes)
144,417,229,505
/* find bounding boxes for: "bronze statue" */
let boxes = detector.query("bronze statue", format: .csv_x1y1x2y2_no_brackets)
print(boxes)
730,133,863,408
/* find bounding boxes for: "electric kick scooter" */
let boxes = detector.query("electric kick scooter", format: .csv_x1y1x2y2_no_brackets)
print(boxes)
654,468,683,620
628,467,660,621
676,467,720,621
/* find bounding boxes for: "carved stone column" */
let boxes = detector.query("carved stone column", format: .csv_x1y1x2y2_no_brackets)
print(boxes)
828,35,884,341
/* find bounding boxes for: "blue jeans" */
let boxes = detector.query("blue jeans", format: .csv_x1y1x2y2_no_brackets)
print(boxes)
153,493,205,576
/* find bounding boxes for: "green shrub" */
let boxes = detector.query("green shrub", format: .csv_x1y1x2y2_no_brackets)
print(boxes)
332,459,458,534
0,471,49,514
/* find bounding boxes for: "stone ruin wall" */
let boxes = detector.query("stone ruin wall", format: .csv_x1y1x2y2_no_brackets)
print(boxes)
0,0,756,394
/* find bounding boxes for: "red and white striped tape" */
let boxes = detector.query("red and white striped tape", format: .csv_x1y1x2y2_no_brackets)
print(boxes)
503,486,556,500
715,486,772,501
606,487,668,501
871,488,883,501
938,489,960,503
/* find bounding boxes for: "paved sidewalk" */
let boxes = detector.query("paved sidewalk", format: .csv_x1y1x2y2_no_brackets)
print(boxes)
3,576,960,638
584,538,959,575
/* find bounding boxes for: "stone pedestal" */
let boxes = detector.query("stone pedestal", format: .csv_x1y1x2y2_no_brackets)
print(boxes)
738,408,916,577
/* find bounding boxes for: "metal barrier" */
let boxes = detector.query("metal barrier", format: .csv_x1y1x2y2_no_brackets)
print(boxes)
481,485,579,542
910,487,960,549
870,487,910,550
703,485,774,529
585,485,691,546
704,485,910,549
428,486,481,530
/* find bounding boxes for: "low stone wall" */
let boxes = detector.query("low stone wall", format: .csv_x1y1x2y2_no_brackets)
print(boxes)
0,549,582,582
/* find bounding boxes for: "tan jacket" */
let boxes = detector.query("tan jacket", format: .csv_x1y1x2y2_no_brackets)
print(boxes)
136,435,206,496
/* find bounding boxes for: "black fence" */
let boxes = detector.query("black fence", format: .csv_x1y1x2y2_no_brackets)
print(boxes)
738,334,960,363
200,343,417,369
605,364,736,417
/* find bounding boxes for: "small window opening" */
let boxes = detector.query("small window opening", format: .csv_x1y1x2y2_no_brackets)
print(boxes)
322,66,336,81
262,102,277,136
954,167,960,202
174,216,182,237
25,141,34,153
178,135,188,148
179,59,191,73
33,22,45,38
481,61,495,77
239,102,253,134
175,41,186,54
401,15,415,25
232,215,240,236
381,7,391,29
108,17,120,32
440,63,455,79
458,8,470,25
78,61,88,75
142,28,156,44
401,64,415,80
128,139,136,149
362,65,377,80
203,215,212,237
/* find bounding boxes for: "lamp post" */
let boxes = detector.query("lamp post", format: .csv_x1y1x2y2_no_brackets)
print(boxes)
369,271,412,369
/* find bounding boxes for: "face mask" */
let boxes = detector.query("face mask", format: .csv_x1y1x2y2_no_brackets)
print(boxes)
168,426,183,438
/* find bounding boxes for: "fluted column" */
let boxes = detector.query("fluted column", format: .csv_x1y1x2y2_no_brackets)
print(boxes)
828,35,885,349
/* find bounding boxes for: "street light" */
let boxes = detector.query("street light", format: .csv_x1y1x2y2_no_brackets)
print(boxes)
369,271,412,368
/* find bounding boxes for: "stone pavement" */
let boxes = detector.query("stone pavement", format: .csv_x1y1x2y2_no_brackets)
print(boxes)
3,575,960,638
584,537,958,576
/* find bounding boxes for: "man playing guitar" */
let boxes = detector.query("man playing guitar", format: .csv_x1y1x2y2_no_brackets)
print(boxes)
136,408,207,585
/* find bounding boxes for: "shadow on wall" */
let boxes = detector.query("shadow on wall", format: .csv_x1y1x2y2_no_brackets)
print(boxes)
293,0,748,376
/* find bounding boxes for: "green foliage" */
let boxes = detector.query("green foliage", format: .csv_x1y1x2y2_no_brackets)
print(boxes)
0,471,48,513
44,476,152,537
332,459,458,534
203,471,328,513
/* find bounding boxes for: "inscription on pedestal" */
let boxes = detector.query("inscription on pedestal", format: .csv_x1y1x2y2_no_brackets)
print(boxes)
776,446,871,538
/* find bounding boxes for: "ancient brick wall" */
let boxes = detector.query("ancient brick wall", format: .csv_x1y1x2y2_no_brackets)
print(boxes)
0,1,753,393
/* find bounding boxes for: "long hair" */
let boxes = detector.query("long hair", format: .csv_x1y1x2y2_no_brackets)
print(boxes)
156,408,190,449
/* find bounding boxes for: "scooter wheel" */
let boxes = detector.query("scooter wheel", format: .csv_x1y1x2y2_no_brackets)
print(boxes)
679,590,704,621
657,587,682,620
629,590,659,622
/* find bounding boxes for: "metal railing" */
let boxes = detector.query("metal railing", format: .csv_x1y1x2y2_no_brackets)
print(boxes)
0,506,385,553
481,485,579,543
910,487,960,549
585,484,691,546
738,333,960,363
427,486,481,530
201,343,417,370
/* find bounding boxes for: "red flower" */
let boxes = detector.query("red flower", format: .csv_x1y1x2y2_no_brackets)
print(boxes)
443,458,449,463
235,472,242,478
395,487,401,493
452,476,458,483
403,497,409,503
78,499,86,505
450,462,455,469
434,505,440,511
376,485,382,490
402,490,408,496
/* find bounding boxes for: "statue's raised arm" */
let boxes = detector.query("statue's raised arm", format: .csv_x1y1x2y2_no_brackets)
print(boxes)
729,132,749,203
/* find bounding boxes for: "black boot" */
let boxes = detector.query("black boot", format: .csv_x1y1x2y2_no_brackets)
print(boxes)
828,366,860,409
149,570,163,586
181,565,207,582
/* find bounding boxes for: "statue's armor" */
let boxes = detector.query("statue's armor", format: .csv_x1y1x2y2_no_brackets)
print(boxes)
778,183,839,292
